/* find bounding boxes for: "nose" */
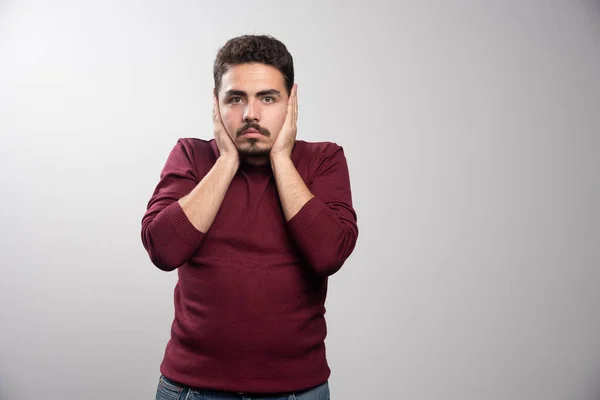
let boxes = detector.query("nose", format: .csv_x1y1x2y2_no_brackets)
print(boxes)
243,100,259,122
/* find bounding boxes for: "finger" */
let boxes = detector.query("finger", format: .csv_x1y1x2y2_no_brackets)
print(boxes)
212,97,218,120
287,87,294,115
287,84,297,122
293,85,298,122
213,97,225,127
292,84,297,106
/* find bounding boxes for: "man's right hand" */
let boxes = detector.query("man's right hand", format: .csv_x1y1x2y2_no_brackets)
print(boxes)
213,96,239,167
176,97,241,234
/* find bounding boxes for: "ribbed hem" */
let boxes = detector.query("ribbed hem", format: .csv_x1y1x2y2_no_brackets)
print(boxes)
287,197,328,236
160,343,330,393
164,201,204,249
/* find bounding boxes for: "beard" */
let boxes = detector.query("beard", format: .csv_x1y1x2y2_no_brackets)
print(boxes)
238,140,271,158
235,122,272,159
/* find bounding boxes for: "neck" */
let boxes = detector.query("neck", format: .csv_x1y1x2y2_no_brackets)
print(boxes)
242,155,270,166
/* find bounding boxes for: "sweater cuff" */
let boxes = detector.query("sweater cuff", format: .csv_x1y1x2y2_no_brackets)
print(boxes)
287,196,328,236
164,201,204,249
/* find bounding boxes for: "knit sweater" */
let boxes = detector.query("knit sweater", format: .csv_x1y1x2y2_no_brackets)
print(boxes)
141,137,358,393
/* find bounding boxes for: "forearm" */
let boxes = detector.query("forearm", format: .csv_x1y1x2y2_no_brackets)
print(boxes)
272,144,358,276
178,155,239,232
270,154,314,221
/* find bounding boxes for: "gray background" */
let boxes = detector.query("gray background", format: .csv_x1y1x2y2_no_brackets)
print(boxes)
1,1,599,399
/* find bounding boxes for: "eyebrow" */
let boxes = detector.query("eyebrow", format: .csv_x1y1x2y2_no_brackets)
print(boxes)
224,89,281,97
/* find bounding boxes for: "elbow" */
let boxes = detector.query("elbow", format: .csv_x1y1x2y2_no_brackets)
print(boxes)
312,259,345,276
141,227,185,272
311,230,358,276
141,206,205,272
147,251,183,272
309,246,353,276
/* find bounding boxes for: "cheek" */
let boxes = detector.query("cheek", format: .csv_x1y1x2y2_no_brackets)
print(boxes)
220,108,241,135
267,107,288,136
276,110,287,127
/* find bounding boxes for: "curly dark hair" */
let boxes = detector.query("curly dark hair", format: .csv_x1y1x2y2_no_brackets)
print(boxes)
213,35,294,96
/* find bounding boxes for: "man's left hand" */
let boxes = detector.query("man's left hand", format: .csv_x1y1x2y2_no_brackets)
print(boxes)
270,83,298,159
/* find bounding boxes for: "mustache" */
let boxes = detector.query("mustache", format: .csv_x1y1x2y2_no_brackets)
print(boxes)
236,122,271,138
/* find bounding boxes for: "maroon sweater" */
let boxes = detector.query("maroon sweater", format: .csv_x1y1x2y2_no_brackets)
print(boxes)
141,138,358,393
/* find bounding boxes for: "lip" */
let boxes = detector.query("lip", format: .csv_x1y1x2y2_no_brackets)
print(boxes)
241,129,264,138
241,132,264,139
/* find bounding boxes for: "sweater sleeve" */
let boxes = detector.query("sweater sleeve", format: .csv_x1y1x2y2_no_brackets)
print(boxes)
286,144,359,276
141,139,205,271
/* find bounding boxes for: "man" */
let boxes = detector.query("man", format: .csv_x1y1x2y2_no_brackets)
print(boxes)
141,34,358,400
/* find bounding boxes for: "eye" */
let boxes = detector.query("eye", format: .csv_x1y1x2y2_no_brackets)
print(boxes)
263,96,276,104
228,97,243,104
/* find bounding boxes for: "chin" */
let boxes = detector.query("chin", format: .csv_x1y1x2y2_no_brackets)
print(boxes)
237,142,272,158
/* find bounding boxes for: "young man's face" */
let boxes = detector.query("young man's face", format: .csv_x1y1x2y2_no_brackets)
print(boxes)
216,63,289,160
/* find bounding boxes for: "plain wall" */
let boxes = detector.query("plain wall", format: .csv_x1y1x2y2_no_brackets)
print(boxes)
1,1,599,399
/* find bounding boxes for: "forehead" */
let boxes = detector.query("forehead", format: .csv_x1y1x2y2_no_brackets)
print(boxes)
220,63,286,93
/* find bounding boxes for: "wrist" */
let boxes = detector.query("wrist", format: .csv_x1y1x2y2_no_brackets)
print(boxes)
218,154,240,171
270,153,291,169
269,152,291,163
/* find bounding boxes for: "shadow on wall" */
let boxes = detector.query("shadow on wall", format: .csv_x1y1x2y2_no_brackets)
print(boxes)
585,0,600,15
594,375,600,400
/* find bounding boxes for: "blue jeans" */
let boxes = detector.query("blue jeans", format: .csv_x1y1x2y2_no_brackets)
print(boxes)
155,375,330,400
